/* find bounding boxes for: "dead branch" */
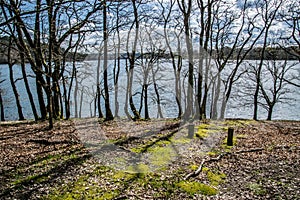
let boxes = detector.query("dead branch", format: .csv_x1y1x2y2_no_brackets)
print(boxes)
184,148,264,180
184,145,299,180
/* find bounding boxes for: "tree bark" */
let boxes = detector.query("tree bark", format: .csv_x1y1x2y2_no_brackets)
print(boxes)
74,77,79,118
8,40,25,121
124,0,141,120
79,89,84,118
20,53,39,121
180,0,194,121
253,0,282,120
97,85,104,118
144,84,149,120
96,46,104,118
267,105,273,120
211,73,221,120
103,0,114,121
0,88,5,121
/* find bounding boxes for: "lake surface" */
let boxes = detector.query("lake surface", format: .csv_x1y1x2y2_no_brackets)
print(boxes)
0,60,299,121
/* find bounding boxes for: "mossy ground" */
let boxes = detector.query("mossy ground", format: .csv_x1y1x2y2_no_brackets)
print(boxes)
43,119,235,199
1,119,298,199
177,181,218,196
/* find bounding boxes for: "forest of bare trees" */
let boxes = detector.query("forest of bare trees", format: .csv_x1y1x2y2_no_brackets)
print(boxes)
0,0,299,128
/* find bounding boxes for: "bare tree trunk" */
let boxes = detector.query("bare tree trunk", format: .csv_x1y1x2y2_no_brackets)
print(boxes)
253,0,282,120
8,40,25,121
62,75,69,119
267,105,273,120
195,0,212,120
0,88,5,121
90,100,93,118
36,75,47,120
97,85,104,118
114,57,120,118
20,53,39,121
66,35,83,120
152,62,163,118
59,89,64,119
74,77,79,118
139,86,144,116
96,47,104,118
124,0,141,120
113,4,121,118
164,26,182,119
79,89,84,118
196,52,204,120
202,55,211,119
34,0,47,120
124,59,131,119
144,84,149,120
201,83,208,119
178,0,194,121
220,93,227,119
211,73,221,119
103,0,113,121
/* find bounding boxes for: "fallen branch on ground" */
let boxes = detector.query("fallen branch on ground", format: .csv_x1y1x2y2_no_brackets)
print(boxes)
184,145,299,180
185,148,265,179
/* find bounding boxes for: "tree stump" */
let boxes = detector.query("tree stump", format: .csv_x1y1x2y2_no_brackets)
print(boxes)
227,128,234,146
188,123,195,139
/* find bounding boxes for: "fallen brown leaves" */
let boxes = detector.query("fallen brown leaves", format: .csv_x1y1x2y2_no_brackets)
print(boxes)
0,119,299,199
202,120,300,199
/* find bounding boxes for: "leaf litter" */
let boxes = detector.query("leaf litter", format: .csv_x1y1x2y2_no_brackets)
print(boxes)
0,119,299,199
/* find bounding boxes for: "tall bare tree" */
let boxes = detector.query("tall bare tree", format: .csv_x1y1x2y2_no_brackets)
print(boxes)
253,0,283,120
177,0,194,121
1,0,102,127
124,0,141,120
158,0,183,119
103,0,114,121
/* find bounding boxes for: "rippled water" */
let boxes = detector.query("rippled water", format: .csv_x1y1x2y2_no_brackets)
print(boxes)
0,60,299,121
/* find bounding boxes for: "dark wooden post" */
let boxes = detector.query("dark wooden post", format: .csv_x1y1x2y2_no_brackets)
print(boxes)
188,123,195,139
227,128,234,146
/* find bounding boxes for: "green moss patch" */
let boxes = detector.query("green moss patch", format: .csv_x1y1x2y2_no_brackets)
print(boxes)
170,137,192,144
12,174,49,185
206,151,218,156
125,164,151,174
149,145,177,168
177,181,218,196
189,164,199,171
196,123,224,139
248,183,267,195
46,175,97,199
112,171,135,180
46,167,121,200
207,170,226,186
221,136,237,151
195,129,209,139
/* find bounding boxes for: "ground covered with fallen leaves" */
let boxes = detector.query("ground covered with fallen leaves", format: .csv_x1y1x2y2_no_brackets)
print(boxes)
0,118,299,199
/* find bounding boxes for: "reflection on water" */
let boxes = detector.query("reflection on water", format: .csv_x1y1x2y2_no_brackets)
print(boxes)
0,60,299,121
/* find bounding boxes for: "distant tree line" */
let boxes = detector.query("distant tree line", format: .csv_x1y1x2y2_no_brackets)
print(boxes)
1,42,299,65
